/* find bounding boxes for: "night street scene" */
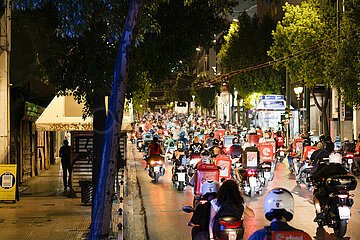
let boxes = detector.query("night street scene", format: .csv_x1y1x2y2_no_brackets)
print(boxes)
1,0,360,239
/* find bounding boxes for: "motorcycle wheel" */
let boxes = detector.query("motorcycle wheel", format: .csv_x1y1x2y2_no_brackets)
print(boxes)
250,187,255,198
351,164,360,176
154,173,159,182
334,219,347,238
264,180,269,188
178,182,185,191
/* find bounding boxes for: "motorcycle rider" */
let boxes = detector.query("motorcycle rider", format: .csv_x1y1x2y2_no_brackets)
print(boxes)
178,132,189,149
209,138,222,158
228,137,243,158
189,136,204,158
209,179,255,239
311,152,348,222
204,132,215,148
309,142,329,173
145,135,164,170
188,180,221,240
249,188,307,240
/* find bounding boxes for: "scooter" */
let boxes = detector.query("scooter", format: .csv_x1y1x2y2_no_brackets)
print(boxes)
182,205,244,240
259,162,273,188
242,168,262,198
311,175,357,238
296,159,314,190
172,164,189,191
276,146,285,163
148,156,165,182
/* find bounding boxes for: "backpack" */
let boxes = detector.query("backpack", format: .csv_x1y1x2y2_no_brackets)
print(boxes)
212,202,244,240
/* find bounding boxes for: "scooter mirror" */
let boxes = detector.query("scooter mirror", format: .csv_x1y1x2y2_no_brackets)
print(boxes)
182,206,194,213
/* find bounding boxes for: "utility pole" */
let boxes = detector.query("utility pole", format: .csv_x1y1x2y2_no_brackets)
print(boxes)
0,1,11,164
285,69,290,145
305,87,310,134
336,0,342,138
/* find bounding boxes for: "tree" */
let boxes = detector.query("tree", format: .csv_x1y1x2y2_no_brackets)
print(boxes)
268,0,337,136
191,74,219,113
330,0,360,107
219,12,284,101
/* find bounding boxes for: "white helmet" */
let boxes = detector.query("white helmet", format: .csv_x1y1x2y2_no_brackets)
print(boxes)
243,142,252,150
329,152,342,164
249,128,256,134
201,180,220,196
264,188,294,221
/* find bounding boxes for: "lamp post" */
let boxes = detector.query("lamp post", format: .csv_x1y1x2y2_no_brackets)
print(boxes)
294,86,304,133
192,95,195,114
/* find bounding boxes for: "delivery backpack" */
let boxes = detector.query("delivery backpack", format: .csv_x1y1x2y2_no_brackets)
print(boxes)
212,202,244,240
264,226,312,240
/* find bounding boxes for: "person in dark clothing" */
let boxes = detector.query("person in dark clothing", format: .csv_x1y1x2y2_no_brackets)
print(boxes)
311,152,348,221
59,139,71,191
188,180,220,240
310,142,329,173
228,137,242,158
249,188,308,240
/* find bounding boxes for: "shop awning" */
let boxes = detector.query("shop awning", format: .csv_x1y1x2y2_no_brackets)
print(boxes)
35,96,132,131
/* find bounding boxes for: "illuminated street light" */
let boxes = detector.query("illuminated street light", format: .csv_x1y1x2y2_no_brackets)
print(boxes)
294,86,303,133
196,47,201,51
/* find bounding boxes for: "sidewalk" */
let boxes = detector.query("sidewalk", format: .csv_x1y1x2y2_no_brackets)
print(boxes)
0,162,91,240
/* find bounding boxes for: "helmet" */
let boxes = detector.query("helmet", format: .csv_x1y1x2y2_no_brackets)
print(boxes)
243,142,252,150
249,128,256,134
232,137,239,144
177,141,185,149
302,139,311,147
329,152,342,164
319,134,325,142
180,132,185,138
213,138,220,146
344,137,349,142
145,133,152,139
264,188,294,222
335,136,340,142
210,132,215,138
153,135,159,142
201,180,220,196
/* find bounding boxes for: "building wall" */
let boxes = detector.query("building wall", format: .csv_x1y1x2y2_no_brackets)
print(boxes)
0,2,11,164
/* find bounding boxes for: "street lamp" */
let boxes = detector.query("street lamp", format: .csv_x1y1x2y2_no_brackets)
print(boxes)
294,86,303,133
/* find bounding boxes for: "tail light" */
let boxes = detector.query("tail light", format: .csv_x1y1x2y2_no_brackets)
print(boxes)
150,160,163,165
247,169,257,176
218,220,243,228
338,194,349,199
346,153,354,158
199,200,208,205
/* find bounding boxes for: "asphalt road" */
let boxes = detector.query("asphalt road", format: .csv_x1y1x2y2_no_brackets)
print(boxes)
130,144,360,240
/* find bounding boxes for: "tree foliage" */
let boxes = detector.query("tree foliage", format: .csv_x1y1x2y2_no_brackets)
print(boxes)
268,0,337,135
330,0,360,107
219,12,283,99
192,74,219,110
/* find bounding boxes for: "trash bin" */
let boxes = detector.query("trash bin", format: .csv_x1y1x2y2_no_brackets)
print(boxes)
79,180,93,205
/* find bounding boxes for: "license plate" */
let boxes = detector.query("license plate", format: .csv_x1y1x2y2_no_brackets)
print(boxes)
249,176,257,187
338,206,351,220
154,166,160,173
177,172,186,182
264,172,271,179
348,159,353,164
280,151,285,157
229,232,237,240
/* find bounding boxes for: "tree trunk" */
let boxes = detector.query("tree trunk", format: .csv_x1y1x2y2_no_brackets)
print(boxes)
92,93,106,209
311,87,330,137
89,0,144,238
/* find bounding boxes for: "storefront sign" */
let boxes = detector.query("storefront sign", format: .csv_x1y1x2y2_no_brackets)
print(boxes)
0,165,17,201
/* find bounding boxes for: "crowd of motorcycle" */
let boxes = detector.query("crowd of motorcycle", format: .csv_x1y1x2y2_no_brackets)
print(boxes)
130,112,358,239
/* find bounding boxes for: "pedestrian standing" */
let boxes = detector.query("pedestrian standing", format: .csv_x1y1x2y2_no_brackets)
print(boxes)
59,139,71,191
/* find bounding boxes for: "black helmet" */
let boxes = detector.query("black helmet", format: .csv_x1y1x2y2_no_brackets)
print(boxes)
232,137,239,144
210,132,215,138
319,134,325,142
302,139,311,147
213,138,220,146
